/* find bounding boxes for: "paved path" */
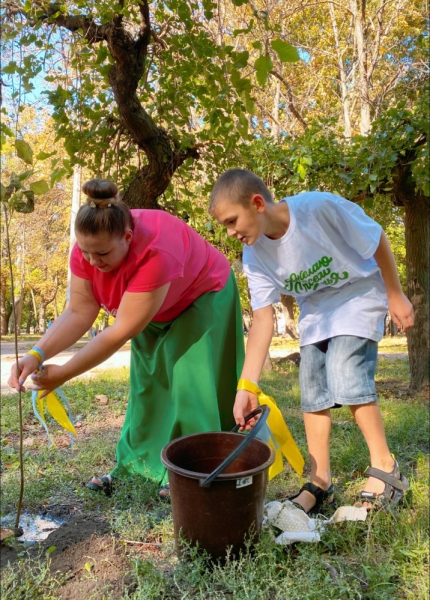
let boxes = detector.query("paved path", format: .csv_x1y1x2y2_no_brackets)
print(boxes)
1,340,408,396
1,342,131,396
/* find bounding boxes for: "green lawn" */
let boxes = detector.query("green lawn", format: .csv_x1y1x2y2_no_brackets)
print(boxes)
1,337,428,599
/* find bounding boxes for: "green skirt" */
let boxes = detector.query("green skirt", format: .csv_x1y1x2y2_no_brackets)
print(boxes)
111,271,245,483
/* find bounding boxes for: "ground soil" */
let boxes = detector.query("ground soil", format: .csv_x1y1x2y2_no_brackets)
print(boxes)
1,515,135,600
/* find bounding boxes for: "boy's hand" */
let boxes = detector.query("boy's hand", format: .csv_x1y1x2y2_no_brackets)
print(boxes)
387,293,414,332
234,389,259,431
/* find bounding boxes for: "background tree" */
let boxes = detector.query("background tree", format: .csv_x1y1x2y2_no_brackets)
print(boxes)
1,0,427,389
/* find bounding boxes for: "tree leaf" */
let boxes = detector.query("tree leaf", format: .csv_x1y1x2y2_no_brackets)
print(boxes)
17,170,34,182
254,55,273,86
35,150,57,160
2,61,17,74
271,39,300,63
15,139,33,165
30,180,49,195
230,0,249,5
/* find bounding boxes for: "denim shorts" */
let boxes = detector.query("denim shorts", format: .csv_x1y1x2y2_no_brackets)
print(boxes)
299,336,378,412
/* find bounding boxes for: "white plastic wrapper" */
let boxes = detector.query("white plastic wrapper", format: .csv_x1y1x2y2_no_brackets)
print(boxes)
263,500,368,545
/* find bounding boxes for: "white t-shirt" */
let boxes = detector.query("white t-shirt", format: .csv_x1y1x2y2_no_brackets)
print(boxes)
243,192,388,346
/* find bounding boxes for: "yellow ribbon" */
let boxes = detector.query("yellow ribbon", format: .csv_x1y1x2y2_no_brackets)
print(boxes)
237,378,304,481
32,389,76,448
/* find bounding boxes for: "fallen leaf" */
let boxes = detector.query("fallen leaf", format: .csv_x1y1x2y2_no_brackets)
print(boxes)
75,421,83,428
57,438,71,448
0,528,15,542
95,394,109,405
23,437,34,447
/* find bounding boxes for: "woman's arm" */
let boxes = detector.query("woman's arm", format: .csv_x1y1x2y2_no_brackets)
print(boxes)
373,231,414,332
8,274,100,391
29,283,170,393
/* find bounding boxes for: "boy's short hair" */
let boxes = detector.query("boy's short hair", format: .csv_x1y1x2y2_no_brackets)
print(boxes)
210,169,273,211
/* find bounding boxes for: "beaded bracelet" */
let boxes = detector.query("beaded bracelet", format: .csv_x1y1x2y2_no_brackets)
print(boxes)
27,346,45,364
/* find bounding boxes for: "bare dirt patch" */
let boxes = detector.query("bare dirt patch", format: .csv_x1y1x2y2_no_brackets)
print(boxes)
1,515,135,599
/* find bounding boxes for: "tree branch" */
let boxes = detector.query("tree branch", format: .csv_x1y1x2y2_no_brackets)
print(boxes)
269,70,308,129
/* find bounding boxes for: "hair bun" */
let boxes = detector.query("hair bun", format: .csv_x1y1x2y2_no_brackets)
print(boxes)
82,178,118,200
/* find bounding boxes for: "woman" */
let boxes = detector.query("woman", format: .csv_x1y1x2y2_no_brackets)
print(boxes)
9,178,245,497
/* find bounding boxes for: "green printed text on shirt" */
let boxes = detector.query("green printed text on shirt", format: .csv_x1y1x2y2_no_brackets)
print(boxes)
283,255,349,294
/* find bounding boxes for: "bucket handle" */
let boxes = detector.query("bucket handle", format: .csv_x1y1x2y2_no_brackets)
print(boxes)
200,405,270,488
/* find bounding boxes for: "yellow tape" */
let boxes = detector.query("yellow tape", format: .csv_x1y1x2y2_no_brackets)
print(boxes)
45,392,77,434
36,390,77,435
237,378,304,481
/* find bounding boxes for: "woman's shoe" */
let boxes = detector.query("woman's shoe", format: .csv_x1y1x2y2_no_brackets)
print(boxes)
86,474,114,497
158,483,170,502
288,482,335,515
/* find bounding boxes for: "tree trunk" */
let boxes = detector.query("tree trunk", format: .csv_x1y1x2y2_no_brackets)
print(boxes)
66,165,82,306
384,313,398,337
280,294,299,339
44,7,201,210
0,272,9,335
30,288,39,333
38,305,46,335
14,289,25,335
351,0,371,134
271,79,281,142
392,164,430,392
403,195,429,391
26,298,33,334
243,310,252,333
273,306,279,336
263,353,273,371
329,2,352,138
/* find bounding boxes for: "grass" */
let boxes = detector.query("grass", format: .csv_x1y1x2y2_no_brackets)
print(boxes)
1,336,428,599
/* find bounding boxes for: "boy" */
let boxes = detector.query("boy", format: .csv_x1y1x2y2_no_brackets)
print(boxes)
210,169,414,513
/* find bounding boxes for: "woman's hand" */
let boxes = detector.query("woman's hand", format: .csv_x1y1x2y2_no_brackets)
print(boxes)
8,354,40,392
27,364,68,397
233,389,259,431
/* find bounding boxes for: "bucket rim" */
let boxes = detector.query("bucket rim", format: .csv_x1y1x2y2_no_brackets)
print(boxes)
160,431,275,481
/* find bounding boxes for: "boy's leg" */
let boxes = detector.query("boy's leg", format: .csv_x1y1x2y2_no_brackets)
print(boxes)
292,409,333,512
349,403,395,503
293,341,334,512
326,336,396,506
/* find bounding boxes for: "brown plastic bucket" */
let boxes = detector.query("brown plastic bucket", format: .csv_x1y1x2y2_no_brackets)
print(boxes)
161,408,275,560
